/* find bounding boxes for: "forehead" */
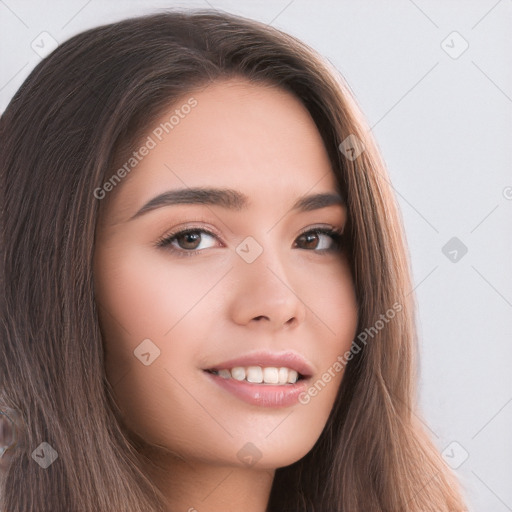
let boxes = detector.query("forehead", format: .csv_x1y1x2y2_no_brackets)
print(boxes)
100,78,340,224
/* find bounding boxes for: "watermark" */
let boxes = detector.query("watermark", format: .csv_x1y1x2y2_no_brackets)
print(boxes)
236,441,262,466
338,134,365,161
503,186,512,200
93,97,198,200
441,236,468,263
31,31,59,59
440,31,469,60
298,301,402,404
235,236,264,263
442,441,469,469
133,338,161,366
31,441,59,469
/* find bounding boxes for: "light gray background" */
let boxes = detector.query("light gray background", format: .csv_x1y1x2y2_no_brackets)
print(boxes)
1,1,511,510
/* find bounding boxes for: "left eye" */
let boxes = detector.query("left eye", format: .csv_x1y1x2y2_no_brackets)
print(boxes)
156,227,344,256
294,228,344,251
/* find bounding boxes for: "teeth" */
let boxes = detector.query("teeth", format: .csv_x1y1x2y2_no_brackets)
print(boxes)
287,369,298,383
263,367,279,384
231,367,245,381
211,366,301,384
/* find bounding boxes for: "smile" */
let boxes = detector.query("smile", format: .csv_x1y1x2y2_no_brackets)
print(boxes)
203,367,311,408
205,365,304,384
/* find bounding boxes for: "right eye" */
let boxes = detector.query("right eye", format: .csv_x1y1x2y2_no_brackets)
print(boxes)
155,228,219,256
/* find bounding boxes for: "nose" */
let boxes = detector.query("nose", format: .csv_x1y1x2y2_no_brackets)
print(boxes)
228,245,307,330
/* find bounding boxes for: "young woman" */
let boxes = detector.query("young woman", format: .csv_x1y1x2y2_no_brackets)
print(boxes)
0,9,468,512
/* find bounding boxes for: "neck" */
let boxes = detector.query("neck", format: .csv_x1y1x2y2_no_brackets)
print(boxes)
143,452,275,512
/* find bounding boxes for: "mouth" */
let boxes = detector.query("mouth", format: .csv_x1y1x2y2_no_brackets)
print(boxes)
203,368,310,407
202,350,314,383
204,366,309,385
201,351,314,407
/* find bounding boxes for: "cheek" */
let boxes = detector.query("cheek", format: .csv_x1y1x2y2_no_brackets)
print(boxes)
94,245,223,446
95,244,222,336
310,256,359,356
302,258,359,403
93,245,217,392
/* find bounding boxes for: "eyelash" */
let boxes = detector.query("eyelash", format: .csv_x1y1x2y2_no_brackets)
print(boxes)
155,223,345,258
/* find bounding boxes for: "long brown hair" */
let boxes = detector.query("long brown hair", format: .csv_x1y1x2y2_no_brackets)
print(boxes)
0,9,468,511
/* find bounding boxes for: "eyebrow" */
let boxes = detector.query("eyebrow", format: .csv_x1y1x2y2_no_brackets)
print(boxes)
127,187,345,221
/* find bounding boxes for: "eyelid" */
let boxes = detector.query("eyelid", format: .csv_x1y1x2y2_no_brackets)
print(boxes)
154,219,224,248
296,223,344,236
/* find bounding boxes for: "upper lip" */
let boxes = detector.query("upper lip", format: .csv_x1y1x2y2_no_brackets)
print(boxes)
203,350,315,378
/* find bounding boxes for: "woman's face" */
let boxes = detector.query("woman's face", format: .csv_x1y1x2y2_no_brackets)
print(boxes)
93,78,358,470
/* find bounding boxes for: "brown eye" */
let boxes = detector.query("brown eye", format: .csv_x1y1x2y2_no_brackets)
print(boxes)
156,228,218,255
174,231,202,250
295,228,344,252
298,232,320,250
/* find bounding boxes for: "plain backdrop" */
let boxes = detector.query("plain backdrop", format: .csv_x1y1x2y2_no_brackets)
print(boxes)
1,1,511,510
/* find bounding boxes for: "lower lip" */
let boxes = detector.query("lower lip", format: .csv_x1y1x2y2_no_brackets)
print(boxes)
203,371,309,408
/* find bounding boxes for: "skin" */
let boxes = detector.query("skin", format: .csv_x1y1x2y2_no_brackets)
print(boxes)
93,77,359,512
